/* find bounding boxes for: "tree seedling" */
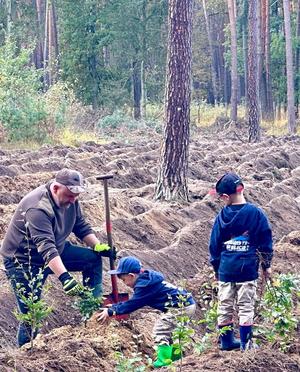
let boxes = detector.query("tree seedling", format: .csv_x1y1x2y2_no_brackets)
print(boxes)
73,287,103,326
14,268,53,350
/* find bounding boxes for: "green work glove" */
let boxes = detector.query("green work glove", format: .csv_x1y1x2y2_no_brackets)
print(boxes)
59,272,85,296
94,243,110,253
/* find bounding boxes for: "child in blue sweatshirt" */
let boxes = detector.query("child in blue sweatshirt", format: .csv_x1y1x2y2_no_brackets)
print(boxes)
96,256,196,367
209,172,273,351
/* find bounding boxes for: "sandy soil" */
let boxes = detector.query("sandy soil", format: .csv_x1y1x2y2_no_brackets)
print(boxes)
0,128,299,371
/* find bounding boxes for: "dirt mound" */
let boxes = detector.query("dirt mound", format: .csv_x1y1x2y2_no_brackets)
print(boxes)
180,348,300,372
0,315,156,372
1,132,300,370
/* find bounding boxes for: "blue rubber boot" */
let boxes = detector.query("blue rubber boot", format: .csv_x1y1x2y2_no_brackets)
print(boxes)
219,324,240,351
240,325,258,351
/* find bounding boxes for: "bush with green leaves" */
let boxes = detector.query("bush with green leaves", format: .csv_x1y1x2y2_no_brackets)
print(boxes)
96,110,139,131
14,267,53,350
0,41,48,142
73,288,103,326
171,293,196,367
256,273,300,352
96,109,162,135
114,351,148,372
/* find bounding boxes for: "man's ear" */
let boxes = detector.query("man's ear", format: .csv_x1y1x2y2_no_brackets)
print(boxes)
52,184,60,194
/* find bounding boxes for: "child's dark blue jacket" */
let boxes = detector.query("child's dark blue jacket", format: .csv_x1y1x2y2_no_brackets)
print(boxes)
209,202,273,282
107,270,195,316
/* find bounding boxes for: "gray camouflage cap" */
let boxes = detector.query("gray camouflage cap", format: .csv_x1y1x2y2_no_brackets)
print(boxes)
55,168,86,193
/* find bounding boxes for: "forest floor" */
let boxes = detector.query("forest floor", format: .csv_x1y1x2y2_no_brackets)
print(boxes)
0,124,300,371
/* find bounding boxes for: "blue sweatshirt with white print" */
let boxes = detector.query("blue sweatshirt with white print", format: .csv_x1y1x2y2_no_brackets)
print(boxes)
209,203,273,282
107,270,195,316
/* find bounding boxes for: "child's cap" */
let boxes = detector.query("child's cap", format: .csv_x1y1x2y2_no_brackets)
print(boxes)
210,172,244,195
108,256,142,275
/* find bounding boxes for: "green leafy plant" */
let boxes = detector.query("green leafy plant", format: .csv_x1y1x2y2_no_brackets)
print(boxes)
114,351,149,372
73,288,103,326
171,293,196,371
193,279,219,354
192,278,232,355
256,273,300,352
14,267,53,350
113,332,152,371
0,40,48,142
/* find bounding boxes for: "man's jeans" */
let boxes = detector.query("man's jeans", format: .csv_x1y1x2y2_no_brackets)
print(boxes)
4,241,102,347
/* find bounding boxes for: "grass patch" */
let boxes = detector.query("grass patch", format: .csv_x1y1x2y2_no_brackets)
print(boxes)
1,141,44,151
56,127,107,146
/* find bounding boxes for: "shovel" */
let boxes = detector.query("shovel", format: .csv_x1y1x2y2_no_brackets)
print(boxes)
96,174,129,320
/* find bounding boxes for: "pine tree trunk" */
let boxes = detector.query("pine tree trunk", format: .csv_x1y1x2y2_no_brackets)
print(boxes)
257,0,263,103
6,0,12,39
202,0,218,104
259,0,268,119
43,0,49,90
283,0,296,133
51,0,59,78
33,0,44,70
242,21,248,112
264,0,274,121
155,0,193,202
48,2,53,86
248,0,261,142
227,0,238,123
132,59,142,120
141,0,147,117
295,0,300,118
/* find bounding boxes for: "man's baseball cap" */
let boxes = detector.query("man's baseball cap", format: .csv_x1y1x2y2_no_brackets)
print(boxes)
210,172,244,195
55,168,86,193
108,256,142,275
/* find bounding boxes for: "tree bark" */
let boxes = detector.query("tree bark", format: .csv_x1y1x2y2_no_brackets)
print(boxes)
248,0,261,142
43,0,49,90
155,0,193,202
240,0,248,114
6,0,12,39
33,0,44,70
295,0,300,118
202,0,218,104
283,0,296,134
132,59,142,120
227,0,238,123
264,0,274,121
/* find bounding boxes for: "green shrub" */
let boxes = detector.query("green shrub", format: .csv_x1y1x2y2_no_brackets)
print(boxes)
256,273,300,352
14,267,53,350
96,110,138,130
0,41,48,142
73,288,103,326
96,109,162,135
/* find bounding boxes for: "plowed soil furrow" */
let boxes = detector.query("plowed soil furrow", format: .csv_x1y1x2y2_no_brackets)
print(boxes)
0,134,299,371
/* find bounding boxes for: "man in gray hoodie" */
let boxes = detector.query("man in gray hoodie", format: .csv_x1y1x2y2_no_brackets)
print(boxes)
1,168,112,346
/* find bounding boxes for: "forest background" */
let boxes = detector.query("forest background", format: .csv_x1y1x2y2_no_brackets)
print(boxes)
0,0,300,145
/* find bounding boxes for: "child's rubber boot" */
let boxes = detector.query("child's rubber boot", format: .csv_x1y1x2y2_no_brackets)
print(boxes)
171,344,182,361
240,325,259,351
219,324,240,351
153,344,173,368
